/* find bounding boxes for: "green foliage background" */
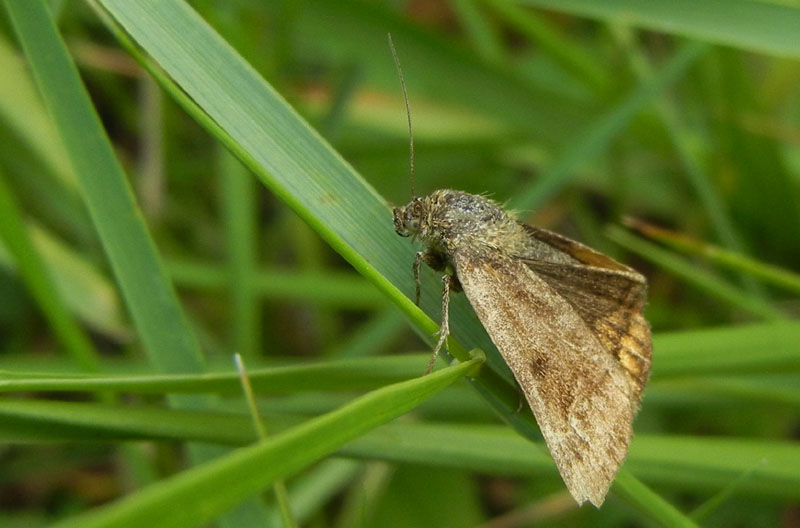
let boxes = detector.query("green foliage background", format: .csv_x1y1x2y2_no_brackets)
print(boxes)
0,0,799,527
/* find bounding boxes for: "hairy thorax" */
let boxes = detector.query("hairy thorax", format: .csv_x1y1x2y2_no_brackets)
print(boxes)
417,190,575,266
419,190,521,253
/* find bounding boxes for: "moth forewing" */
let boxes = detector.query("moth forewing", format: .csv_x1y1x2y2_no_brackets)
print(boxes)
453,247,639,506
519,228,652,398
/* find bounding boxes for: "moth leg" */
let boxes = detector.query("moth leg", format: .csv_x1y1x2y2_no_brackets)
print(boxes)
413,252,423,306
513,389,525,415
424,274,453,375
414,250,448,306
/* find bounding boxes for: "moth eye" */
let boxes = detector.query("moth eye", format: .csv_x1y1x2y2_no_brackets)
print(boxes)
408,218,420,230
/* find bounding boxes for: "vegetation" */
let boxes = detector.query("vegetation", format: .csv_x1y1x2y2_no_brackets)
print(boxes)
0,0,799,526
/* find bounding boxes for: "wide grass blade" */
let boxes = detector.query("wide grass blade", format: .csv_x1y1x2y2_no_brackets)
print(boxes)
4,317,799,392
93,0,518,418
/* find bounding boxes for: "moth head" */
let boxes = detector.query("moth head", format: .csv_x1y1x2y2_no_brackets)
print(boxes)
393,197,425,238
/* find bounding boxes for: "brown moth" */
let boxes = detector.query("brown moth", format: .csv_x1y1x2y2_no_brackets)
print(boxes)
388,36,652,507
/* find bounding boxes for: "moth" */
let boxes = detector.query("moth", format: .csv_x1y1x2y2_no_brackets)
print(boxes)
388,36,652,507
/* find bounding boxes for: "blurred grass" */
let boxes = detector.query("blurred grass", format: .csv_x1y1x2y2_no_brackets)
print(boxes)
0,171,99,371
0,0,799,526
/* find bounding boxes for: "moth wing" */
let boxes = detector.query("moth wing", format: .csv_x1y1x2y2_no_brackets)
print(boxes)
520,225,652,397
453,247,636,506
520,223,635,273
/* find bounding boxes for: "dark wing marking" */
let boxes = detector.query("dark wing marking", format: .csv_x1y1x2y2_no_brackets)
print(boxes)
453,247,638,506
519,224,652,397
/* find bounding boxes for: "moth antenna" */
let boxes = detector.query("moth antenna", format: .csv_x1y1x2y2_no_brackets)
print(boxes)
388,33,415,197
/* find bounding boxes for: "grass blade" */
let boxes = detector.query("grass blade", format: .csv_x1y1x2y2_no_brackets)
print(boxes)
93,0,518,419
628,221,800,295
220,150,261,359
4,403,796,501
606,226,786,320
0,355,428,395
5,0,205,378
0,170,98,371
519,0,800,59
50,358,481,528
653,322,800,378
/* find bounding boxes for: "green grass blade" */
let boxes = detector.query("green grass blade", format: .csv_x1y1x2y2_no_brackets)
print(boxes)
606,226,786,320
653,322,800,378
629,222,800,295
327,309,408,358
613,469,698,528
482,0,609,92
0,355,428,395
518,0,800,59
340,424,800,501
647,376,800,411
619,43,747,257
0,223,128,338
0,170,98,371
689,460,766,520
6,316,799,392
168,259,387,309
50,358,481,528
451,0,505,63
0,32,76,190
219,149,261,359
0,399,256,445
5,0,204,377
276,459,362,527
234,355,298,528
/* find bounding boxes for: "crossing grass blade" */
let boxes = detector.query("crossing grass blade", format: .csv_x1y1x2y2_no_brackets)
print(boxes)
49,358,481,528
